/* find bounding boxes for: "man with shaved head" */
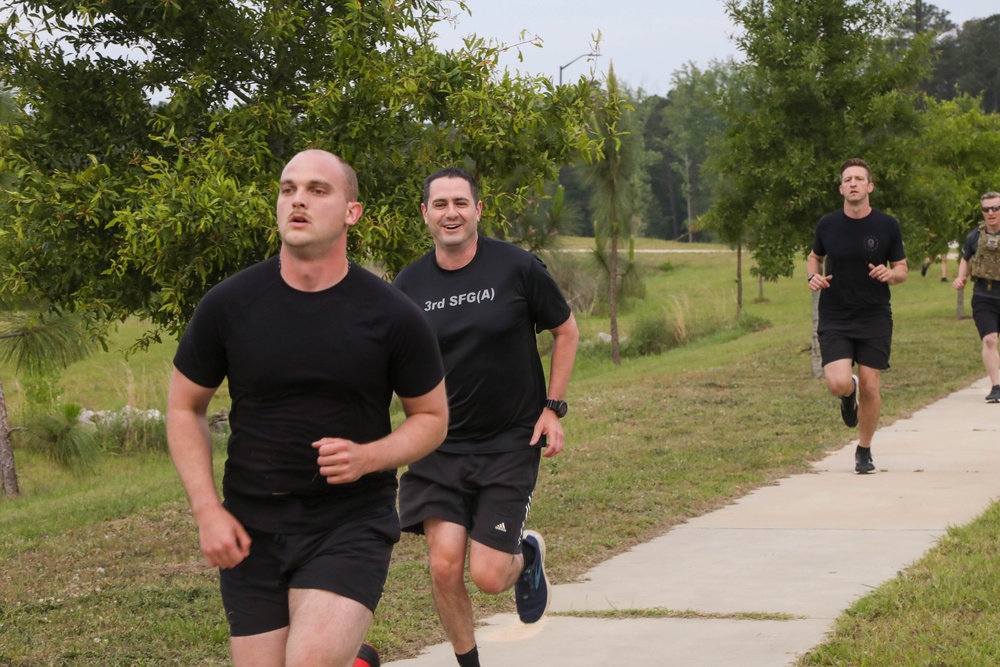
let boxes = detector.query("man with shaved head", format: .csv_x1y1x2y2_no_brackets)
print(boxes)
167,149,448,666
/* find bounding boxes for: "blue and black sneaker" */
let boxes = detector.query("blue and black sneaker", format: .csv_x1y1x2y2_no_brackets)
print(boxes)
514,530,550,624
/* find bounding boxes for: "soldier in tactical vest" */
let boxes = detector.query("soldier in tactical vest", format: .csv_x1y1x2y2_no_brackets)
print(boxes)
953,191,1000,402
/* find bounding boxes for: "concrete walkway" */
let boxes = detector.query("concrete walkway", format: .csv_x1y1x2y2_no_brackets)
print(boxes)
386,377,1000,666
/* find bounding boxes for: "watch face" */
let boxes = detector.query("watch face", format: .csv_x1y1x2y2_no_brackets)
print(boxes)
547,400,567,417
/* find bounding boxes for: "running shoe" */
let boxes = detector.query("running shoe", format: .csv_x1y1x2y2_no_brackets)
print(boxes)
514,530,550,624
855,446,875,474
986,385,1000,403
840,374,859,428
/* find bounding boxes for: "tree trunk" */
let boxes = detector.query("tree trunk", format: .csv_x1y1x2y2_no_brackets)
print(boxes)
736,241,743,315
610,228,621,365
758,273,765,301
0,376,20,498
684,157,694,243
811,290,824,379
666,165,681,241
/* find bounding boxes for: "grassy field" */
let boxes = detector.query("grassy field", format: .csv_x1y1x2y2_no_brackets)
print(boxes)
0,239,994,665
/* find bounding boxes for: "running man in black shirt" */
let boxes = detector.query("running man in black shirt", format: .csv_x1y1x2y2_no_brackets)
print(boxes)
394,168,579,667
807,158,907,474
167,150,448,667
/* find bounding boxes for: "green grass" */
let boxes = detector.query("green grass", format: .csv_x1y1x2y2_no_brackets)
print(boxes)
0,240,992,665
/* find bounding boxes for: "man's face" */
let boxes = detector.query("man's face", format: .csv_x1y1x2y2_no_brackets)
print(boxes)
422,176,482,251
982,197,1000,228
276,151,361,255
839,166,873,204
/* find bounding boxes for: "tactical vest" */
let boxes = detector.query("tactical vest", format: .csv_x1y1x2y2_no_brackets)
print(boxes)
970,224,1000,290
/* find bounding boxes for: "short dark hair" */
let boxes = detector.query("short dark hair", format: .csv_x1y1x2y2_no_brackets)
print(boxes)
423,167,479,205
840,158,871,181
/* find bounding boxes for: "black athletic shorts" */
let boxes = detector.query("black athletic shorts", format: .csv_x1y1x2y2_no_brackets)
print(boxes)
399,448,541,554
218,503,399,637
971,294,1000,339
818,323,892,370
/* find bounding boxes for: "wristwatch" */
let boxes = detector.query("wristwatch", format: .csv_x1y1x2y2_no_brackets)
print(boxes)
544,398,568,418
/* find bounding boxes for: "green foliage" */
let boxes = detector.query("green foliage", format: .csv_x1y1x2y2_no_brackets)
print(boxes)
590,246,645,315
90,408,171,455
503,184,581,253
0,311,93,376
0,1,593,346
924,14,1000,113
0,311,94,496
624,313,671,356
892,94,1000,258
540,250,601,316
736,311,771,334
711,0,934,280
17,366,61,414
20,403,100,473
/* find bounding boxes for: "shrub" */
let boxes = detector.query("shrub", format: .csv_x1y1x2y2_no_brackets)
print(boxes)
82,406,169,454
20,403,100,473
541,251,600,316
736,312,772,333
624,314,672,357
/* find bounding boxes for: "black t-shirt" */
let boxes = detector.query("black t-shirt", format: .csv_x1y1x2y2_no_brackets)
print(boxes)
961,227,1000,301
173,256,445,533
812,208,905,331
393,236,572,454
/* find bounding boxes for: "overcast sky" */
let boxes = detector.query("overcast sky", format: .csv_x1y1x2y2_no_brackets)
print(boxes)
433,1,1000,97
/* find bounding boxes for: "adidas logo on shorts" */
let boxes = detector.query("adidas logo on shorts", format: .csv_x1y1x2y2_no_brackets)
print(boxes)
494,522,507,533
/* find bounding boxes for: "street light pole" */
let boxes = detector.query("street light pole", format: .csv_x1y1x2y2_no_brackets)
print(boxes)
559,52,601,86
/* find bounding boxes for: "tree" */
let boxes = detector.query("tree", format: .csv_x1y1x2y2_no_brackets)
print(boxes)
639,95,683,240
924,14,1000,113
500,183,580,254
0,374,16,497
0,1,592,348
0,312,93,497
892,1,955,41
658,61,733,243
711,0,933,282
906,95,1000,318
711,0,935,375
586,64,643,365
